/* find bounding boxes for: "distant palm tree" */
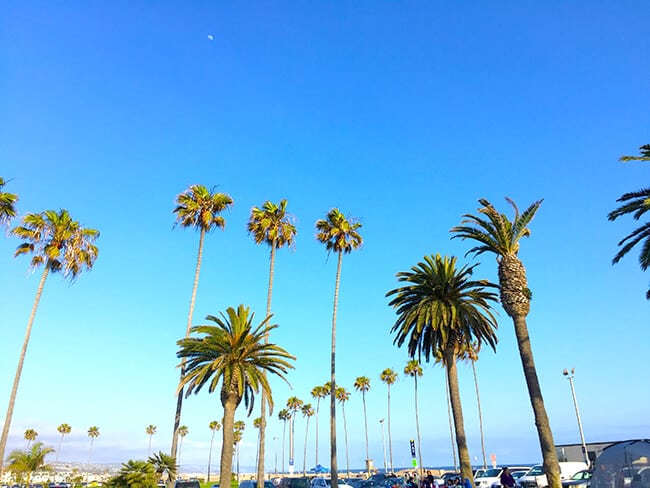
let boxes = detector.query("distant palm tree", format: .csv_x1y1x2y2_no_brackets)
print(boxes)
452,198,561,488
207,420,222,482
334,387,351,478
6,441,54,487
177,305,295,488
0,209,99,468
301,404,315,475
146,425,157,457
316,208,362,488
24,429,38,448
278,409,291,473
379,369,397,473
177,425,189,470
248,199,297,487
87,426,100,469
233,425,244,482
444,379,458,471
353,376,371,473
403,360,424,476
388,254,499,484
56,423,71,463
254,417,262,474
463,343,487,469
286,396,303,473
172,184,234,461
310,385,327,467
0,176,18,227
149,451,177,484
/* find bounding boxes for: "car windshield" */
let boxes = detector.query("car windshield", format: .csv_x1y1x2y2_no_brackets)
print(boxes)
527,467,544,476
477,469,501,478
512,472,528,480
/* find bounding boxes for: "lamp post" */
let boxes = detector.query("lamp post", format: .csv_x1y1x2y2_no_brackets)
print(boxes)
273,436,279,474
379,418,388,473
563,367,589,465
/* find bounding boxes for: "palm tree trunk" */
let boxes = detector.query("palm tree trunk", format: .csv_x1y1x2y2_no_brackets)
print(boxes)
472,361,487,469
387,385,394,473
258,244,276,486
413,375,423,477
289,416,294,473
303,417,310,475
0,266,49,474
315,398,320,467
172,229,206,463
512,314,561,488
445,350,474,485
331,251,343,486
220,395,238,488
148,435,153,457
208,429,216,482
282,420,286,474
56,434,64,463
362,392,369,474
342,404,350,478
445,380,458,471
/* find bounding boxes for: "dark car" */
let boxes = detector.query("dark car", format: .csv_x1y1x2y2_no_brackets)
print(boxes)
240,481,274,488
174,481,200,488
562,470,592,488
279,478,312,488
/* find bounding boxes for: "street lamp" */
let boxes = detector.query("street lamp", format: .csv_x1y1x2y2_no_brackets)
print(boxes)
379,418,388,473
563,367,589,465
273,436,279,474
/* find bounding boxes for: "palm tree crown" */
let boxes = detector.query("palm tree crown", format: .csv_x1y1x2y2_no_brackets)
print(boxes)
174,185,233,232
316,209,363,254
6,442,54,486
0,176,18,226
248,199,297,249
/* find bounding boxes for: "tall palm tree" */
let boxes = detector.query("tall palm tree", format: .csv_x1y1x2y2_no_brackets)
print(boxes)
451,198,561,488
286,396,303,473
403,360,424,477
0,209,99,471
353,376,371,473
172,184,234,461
0,176,18,227
310,385,327,467
379,369,397,473
334,387,351,479
149,451,177,484
248,198,296,487
24,429,38,448
254,417,262,474
388,254,499,485
177,425,188,470
316,208,362,488
6,442,54,487
87,426,100,469
177,305,295,488
233,424,245,482
444,378,458,471
301,404,315,475
146,425,157,457
278,409,291,473
462,343,487,469
56,423,71,463
207,420,222,482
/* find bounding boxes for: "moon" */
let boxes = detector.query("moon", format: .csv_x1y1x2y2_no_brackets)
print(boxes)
207,34,214,41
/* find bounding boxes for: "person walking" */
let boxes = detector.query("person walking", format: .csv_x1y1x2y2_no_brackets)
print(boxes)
500,468,516,488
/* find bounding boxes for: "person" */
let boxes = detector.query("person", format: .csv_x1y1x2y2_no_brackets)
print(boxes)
425,471,434,488
500,468,516,488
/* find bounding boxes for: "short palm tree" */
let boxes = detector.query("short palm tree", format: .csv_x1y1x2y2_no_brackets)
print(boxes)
353,376,371,473
56,423,71,463
316,208,362,487
451,198,561,488
334,387,351,478
0,209,99,470
177,425,188,470
24,429,38,448
310,385,327,467
388,254,499,484
149,451,177,484
146,425,157,457
403,360,424,476
176,305,294,488
608,145,650,299
286,396,303,473
172,184,233,461
301,404,315,475
248,199,297,486
87,426,100,469
111,460,156,488
233,426,244,481
207,420,221,482
379,369,397,473
0,176,18,227
6,441,54,487
278,409,291,473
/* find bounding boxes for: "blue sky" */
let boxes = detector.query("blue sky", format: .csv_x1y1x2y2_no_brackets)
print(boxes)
1,0,649,475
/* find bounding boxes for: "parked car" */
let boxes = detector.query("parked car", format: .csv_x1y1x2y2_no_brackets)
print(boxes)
490,470,530,488
174,481,201,488
476,468,531,488
562,470,592,488
519,462,589,488
240,481,274,488
279,478,312,488
312,478,353,488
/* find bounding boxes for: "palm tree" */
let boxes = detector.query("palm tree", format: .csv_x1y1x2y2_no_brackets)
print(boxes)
278,409,291,474
254,417,262,475
334,387,351,479
315,208,362,488
379,369,397,473
56,423,71,463
172,184,234,461
248,199,297,487
444,379,458,471
0,209,99,472
177,425,188,470
176,305,295,488
233,424,245,482
6,442,54,487
0,176,18,227
403,360,424,477
310,385,327,467
286,396,303,473
149,451,177,484
146,425,157,457
207,420,222,482
353,376,371,474
24,429,38,448
451,198,561,488
388,254,499,485
87,426,100,471
463,343,487,469
608,146,650,299
301,404,315,475
111,459,157,488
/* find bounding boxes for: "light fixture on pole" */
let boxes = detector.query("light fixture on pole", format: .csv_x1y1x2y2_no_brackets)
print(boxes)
379,418,388,473
563,367,589,465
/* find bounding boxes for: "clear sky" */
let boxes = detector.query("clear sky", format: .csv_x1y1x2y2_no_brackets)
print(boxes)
1,0,649,475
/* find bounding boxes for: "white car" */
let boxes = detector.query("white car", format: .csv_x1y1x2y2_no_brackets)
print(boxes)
519,462,589,488
476,467,531,488
311,478,353,488
490,470,530,488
